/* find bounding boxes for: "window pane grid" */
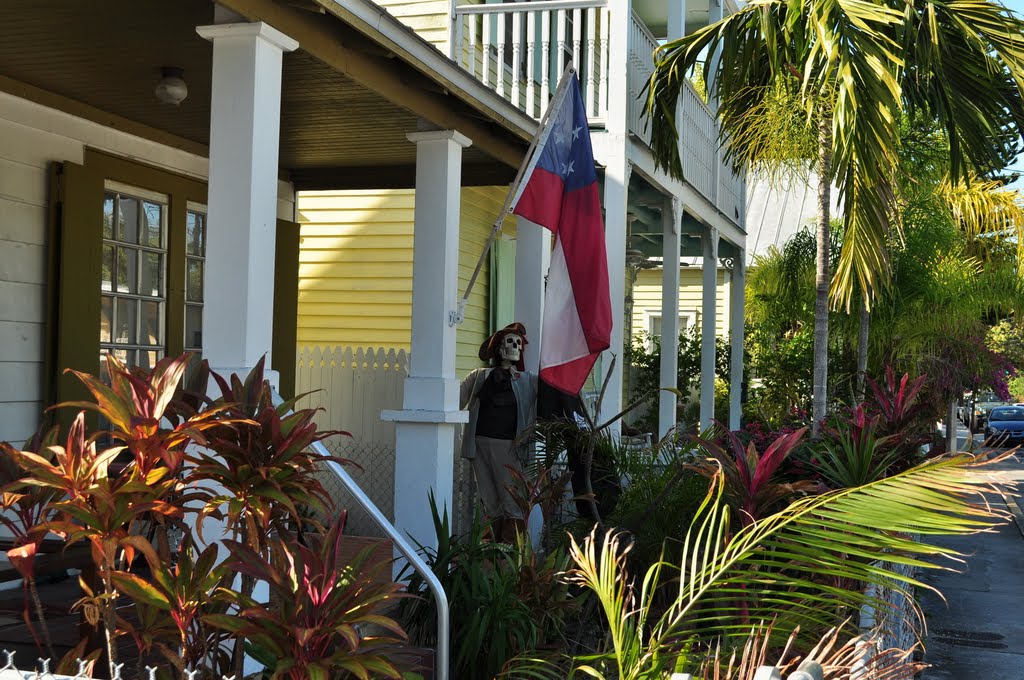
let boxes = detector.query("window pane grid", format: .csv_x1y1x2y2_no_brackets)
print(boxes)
100,190,167,368
185,208,207,352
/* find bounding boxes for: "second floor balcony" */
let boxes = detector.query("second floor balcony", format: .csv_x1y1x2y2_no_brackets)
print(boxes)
448,0,744,227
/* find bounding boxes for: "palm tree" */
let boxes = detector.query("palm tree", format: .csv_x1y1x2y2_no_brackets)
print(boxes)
644,0,1024,433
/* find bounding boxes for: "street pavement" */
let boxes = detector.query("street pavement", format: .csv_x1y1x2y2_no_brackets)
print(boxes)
919,426,1024,679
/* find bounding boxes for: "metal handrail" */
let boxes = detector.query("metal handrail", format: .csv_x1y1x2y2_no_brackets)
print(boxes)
271,391,450,680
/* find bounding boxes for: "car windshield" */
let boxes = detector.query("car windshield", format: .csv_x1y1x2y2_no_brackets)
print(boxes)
990,407,1024,422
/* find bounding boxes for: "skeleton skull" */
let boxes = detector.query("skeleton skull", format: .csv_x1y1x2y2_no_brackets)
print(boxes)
499,333,524,365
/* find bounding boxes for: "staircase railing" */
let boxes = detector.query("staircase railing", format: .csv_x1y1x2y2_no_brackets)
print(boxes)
271,391,450,680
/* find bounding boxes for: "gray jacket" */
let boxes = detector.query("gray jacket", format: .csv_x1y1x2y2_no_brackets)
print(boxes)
459,367,537,461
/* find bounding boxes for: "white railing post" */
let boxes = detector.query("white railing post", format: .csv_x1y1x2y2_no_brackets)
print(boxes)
572,8,582,73
468,14,478,77
599,7,610,120
585,8,597,117
526,11,537,115
541,10,552,111
511,12,523,105
496,13,507,96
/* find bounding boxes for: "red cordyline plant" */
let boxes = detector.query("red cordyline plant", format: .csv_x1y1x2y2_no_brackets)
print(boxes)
181,357,349,676
7,413,174,677
0,427,64,659
3,354,233,676
864,367,932,471
208,512,409,680
690,424,814,528
112,538,233,678
184,357,346,552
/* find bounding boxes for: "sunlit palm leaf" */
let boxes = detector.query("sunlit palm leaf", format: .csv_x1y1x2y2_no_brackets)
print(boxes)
508,452,1010,679
645,0,1024,307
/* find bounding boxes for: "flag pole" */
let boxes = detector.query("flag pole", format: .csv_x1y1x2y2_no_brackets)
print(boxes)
450,65,578,326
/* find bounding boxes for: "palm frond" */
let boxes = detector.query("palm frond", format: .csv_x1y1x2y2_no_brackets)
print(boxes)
656,451,1011,644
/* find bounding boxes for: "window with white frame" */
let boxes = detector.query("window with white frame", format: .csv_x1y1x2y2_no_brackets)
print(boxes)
648,314,691,348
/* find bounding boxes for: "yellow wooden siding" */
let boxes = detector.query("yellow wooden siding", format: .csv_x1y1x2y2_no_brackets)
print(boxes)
296,186,515,378
374,0,451,52
630,268,732,341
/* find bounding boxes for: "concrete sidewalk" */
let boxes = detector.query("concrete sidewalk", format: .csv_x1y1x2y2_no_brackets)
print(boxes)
919,447,1024,679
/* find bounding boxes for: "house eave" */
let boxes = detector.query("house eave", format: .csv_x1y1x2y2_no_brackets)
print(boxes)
313,0,538,143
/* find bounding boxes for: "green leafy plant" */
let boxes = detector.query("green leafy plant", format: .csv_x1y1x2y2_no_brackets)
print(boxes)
815,405,903,489
182,357,347,674
112,539,232,676
864,368,931,471
507,451,1011,678
208,512,408,680
397,495,573,680
6,411,179,676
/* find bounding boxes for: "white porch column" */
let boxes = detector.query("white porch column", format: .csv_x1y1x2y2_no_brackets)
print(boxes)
598,0,631,429
699,228,719,431
196,22,298,381
659,198,683,439
729,251,746,430
515,221,550,373
668,0,686,39
381,130,472,552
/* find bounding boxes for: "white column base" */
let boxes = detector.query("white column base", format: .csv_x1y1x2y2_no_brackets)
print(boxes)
391,421,460,550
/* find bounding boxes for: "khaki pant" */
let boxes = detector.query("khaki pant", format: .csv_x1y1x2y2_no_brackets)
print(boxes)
472,436,523,519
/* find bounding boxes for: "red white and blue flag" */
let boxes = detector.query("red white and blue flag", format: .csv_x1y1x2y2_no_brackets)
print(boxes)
512,73,611,394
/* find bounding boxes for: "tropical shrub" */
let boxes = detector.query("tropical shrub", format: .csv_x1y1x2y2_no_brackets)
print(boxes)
397,495,578,680
813,405,903,489
0,353,405,679
625,327,731,432
690,425,814,528
209,513,408,680
507,451,1012,678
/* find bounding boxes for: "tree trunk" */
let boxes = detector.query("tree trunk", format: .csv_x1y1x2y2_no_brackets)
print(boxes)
947,399,958,453
812,112,832,435
856,300,870,402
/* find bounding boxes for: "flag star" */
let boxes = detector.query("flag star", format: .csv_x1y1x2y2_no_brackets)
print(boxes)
571,125,582,140
561,160,575,177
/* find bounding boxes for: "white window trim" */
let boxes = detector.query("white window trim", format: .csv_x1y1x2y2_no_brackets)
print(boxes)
644,311,695,350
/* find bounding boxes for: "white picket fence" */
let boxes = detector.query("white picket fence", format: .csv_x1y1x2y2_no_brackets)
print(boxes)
295,346,407,536
295,346,477,537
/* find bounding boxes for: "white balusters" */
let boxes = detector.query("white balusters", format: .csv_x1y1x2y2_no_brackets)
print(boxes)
541,10,552,112
496,13,507,96
454,11,464,68
572,8,582,73
599,8,610,120
585,7,597,118
468,14,478,78
526,11,537,116
482,10,492,87
511,12,522,105
449,1,616,126
556,9,567,76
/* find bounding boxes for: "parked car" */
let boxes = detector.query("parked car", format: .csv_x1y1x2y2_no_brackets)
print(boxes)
984,405,1024,446
969,391,1009,433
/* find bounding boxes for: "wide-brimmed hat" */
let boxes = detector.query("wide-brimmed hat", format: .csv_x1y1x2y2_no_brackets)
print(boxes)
479,322,528,370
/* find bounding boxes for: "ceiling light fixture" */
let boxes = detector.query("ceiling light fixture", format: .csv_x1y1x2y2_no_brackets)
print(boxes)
155,67,188,106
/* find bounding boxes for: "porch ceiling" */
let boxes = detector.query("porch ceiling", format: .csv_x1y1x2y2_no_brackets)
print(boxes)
0,0,525,188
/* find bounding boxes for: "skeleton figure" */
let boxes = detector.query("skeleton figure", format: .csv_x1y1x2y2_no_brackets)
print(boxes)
459,322,536,542
499,333,523,366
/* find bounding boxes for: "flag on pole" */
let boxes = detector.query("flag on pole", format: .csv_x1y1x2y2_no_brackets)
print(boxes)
512,72,611,394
